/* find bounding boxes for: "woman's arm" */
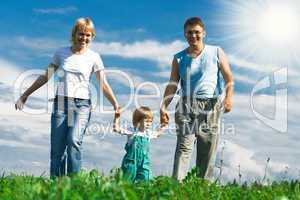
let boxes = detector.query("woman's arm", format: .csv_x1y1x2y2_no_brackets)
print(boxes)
15,63,58,110
95,70,120,130
95,70,120,110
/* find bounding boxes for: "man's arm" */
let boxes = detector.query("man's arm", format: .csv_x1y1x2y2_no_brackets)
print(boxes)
160,57,180,124
218,48,234,113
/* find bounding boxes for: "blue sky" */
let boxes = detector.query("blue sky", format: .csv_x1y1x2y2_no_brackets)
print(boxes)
0,0,238,69
0,0,300,183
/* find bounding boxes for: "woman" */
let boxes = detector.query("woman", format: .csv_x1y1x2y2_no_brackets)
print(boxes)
15,17,120,177
160,17,233,181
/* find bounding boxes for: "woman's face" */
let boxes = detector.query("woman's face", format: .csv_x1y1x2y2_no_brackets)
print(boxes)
73,28,93,48
184,24,206,46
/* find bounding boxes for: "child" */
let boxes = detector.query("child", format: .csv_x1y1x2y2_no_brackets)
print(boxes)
114,106,165,182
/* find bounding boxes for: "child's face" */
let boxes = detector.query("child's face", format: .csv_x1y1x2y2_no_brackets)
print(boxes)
139,117,153,131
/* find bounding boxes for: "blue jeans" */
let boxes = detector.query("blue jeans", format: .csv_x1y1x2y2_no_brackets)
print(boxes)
50,96,91,177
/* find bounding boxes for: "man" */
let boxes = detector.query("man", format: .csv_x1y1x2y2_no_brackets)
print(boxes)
160,17,233,181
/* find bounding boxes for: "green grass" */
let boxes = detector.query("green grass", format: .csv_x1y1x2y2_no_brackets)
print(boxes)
1,169,300,200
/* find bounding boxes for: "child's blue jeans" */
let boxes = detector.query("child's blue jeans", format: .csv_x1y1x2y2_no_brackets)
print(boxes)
121,136,152,182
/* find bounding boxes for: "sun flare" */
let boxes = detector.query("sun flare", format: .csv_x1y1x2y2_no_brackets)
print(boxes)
257,5,299,43
218,0,300,65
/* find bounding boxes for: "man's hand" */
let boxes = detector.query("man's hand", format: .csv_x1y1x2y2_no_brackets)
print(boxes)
160,108,169,126
223,96,232,113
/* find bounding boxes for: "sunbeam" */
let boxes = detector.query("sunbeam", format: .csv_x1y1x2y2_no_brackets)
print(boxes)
215,0,300,66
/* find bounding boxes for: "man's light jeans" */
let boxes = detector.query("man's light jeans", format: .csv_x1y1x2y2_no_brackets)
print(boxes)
173,97,221,181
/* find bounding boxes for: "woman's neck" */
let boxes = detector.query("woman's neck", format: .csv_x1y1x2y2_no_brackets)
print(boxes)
71,45,87,54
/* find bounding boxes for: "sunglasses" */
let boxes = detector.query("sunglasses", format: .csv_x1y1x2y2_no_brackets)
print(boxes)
186,30,204,36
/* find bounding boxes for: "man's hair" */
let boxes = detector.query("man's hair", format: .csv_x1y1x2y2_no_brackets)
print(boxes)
184,17,205,30
132,106,153,128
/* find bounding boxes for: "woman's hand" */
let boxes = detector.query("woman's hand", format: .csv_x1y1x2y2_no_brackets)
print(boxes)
114,105,121,117
15,95,28,110
113,106,121,132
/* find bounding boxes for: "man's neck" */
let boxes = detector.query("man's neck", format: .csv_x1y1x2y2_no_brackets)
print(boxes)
189,42,204,53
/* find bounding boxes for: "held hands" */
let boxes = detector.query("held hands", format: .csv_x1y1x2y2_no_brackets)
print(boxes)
15,95,28,110
157,129,164,138
113,106,121,133
153,125,167,139
158,108,169,138
160,108,169,126
114,106,121,118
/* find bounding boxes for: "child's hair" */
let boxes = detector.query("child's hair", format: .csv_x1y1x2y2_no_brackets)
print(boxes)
71,17,96,44
132,106,153,128
184,17,205,30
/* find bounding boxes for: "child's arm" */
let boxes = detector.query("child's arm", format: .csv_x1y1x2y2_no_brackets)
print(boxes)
113,117,134,136
117,128,134,136
151,125,167,139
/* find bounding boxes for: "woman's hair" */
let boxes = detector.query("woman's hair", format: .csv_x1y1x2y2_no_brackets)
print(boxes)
132,106,153,128
71,17,96,44
184,17,205,30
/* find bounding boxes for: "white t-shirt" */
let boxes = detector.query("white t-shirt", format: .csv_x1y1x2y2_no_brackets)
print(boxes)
51,46,104,99
119,127,158,145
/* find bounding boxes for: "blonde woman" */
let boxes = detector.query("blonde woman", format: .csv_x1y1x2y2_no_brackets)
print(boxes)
15,17,120,177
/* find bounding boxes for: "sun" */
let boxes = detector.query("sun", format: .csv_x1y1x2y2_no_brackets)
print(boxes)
216,0,300,65
257,4,299,44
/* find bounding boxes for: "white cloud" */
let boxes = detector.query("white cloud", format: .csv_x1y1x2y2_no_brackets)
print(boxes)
1,78,300,181
216,140,265,179
15,36,63,52
95,28,146,41
0,58,23,86
1,43,300,181
33,6,78,14
229,55,300,77
233,73,256,85
215,139,294,183
229,55,279,73
0,58,57,105
10,36,185,67
214,93,300,182
10,36,296,90
91,40,185,67
9,35,300,79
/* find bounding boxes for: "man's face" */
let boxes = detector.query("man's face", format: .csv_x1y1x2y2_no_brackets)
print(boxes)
184,24,206,46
